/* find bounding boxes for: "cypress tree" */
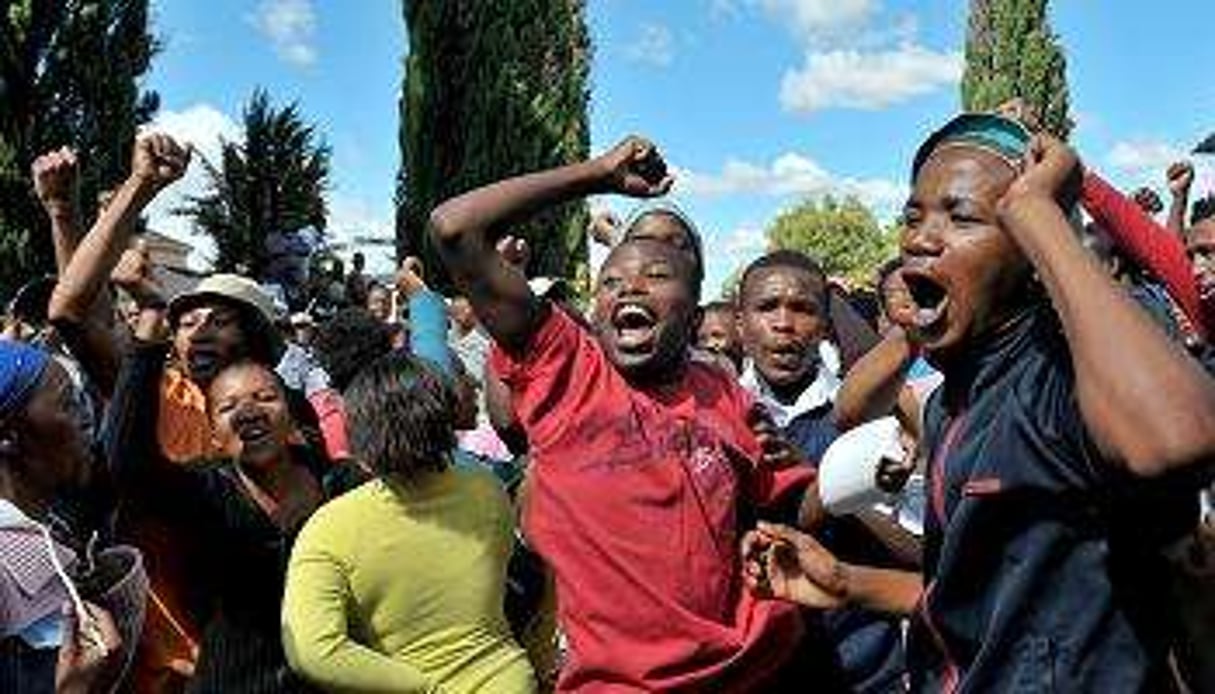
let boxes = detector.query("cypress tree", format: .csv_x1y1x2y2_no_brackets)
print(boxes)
396,0,591,291
961,0,1072,138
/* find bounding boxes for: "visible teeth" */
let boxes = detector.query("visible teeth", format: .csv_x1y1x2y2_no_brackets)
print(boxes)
618,305,652,321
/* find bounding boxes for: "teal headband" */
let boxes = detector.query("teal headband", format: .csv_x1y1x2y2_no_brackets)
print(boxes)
911,113,1032,182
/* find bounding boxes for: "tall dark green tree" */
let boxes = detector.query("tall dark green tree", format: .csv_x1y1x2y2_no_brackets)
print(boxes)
177,90,331,281
961,0,1072,138
396,0,591,290
0,0,159,297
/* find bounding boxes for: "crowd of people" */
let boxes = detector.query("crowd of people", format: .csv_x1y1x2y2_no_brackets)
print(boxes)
1,104,1214,694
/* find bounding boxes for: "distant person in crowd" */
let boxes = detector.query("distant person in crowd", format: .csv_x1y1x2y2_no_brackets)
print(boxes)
282,351,535,693
276,313,327,396
696,300,743,375
364,281,394,325
344,252,370,309
431,135,841,691
744,113,1215,692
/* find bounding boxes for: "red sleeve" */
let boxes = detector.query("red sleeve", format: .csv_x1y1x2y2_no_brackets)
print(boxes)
488,306,607,452
307,388,351,462
1082,172,1211,338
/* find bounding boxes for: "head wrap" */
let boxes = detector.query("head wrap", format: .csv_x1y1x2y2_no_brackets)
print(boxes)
911,113,1033,182
0,341,51,421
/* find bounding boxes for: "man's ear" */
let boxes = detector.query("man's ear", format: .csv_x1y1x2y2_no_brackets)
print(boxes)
692,306,706,334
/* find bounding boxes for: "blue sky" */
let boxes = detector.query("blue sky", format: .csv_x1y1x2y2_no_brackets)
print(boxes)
143,0,1215,296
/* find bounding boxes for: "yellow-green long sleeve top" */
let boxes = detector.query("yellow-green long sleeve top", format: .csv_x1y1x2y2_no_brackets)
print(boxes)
281,469,536,693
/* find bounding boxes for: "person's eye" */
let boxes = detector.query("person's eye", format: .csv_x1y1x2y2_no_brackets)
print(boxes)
600,276,622,290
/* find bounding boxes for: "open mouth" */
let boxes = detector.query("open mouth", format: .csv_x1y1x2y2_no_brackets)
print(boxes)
234,417,274,445
612,303,658,351
902,271,950,331
766,343,806,370
187,347,223,377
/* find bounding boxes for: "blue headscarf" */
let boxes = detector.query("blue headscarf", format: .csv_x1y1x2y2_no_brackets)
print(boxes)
0,341,51,421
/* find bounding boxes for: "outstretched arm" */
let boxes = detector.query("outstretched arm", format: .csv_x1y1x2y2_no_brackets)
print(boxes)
833,329,920,435
47,134,189,397
1000,136,1215,478
742,522,921,615
428,136,672,355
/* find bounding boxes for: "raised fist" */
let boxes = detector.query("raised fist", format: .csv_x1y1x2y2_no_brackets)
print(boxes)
31,146,79,212
596,136,674,199
131,132,191,193
1167,161,1195,197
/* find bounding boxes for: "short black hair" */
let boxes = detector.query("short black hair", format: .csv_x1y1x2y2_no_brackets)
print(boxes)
739,249,828,301
313,308,394,391
875,257,903,293
343,351,454,482
1193,194,1215,227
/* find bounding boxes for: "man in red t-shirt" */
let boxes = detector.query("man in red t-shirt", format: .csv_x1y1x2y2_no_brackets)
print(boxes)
430,136,827,692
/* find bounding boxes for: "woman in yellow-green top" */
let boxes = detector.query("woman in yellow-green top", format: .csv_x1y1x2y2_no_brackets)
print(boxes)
281,351,535,693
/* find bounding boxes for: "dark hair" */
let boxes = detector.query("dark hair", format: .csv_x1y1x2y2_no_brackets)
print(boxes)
875,257,903,293
313,308,394,391
1193,194,1215,227
739,249,828,301
702,300,736,314
343,351,454,482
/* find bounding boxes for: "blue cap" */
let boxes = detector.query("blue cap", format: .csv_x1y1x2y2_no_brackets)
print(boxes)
912,113,1032,182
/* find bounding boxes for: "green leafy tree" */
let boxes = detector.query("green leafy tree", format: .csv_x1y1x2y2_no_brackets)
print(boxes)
177,90,330,280
0,0,159,297
765,195,897,285
961,0,1072,138
397,0,591,291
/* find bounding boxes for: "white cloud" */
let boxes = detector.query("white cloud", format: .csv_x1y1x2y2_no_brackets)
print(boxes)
755,0,875,41
249,0,317,67
720,224,768,255
1107,140,1185,174
675,151,906,211
325,193,397,275
780,43,962,113
624,23,675,67
1106,139,1215,199
141,104,243,269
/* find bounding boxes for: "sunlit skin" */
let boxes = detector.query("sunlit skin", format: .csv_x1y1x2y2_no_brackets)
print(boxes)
590,239,700,386
624,211,697,255
173,303,249,386
738,266,829,404
899,147,1034,366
